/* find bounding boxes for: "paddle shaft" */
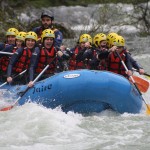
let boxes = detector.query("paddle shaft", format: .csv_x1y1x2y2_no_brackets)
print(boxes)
0,56,56,111
144,73,150,77
115,51,150,111
0,51,13,55
0,69,27,88
133,68,150,77
12,57,56,106
13,64,50,105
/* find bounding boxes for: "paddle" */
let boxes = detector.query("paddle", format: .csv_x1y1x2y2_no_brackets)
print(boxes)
0,69,27,88
115,51,150,115
0,57,56,111
132,75,149,93
0,51,13,55
146,75,150,80
144,73,150,78
133,68,150,79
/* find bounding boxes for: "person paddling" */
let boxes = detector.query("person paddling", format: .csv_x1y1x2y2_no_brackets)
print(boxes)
0,32,27,82
89,33,109,70
6,31,38,85
28,29,65,87
68,33,93,70
98,35,133,78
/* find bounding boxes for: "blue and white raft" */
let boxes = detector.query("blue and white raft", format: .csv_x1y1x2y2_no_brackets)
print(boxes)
10,69,143,114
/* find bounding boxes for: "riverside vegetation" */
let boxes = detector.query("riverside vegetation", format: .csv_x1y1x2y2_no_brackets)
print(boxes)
0,0,149,41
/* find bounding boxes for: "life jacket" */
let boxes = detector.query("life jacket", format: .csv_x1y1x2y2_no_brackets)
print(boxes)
69,47,85,70
108,50,127,76
14,48,32,73
0,47,17,72
99,59,108,70
36,46,56,74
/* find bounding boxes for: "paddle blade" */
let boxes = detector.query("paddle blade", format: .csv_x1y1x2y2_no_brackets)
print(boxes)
0,106,13,111
132,75,149,93
146,105,150,115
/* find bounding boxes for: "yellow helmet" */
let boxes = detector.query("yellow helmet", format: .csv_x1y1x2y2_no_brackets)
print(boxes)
112,35,125,46
93,33,107,47
16,32,26,41
41,29,55,42
106,32,118,48
79,34,92,44
6,28,19,36
25,31,38,41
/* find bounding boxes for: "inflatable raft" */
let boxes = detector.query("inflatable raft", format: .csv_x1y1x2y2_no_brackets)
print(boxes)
3,69,141,114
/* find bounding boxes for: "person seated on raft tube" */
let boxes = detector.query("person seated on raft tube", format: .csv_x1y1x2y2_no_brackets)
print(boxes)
28,29,67,87
32,10,63,47
86,33,109,70
97,35,133,78
106,32,145,75
6,31,39,85
0,32,27,82
0,28,19,51
68,33,93,70
83,32,118,71
0,31,26,56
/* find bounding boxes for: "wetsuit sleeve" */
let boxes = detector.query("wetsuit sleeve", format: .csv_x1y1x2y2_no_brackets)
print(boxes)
29,47,40,81
82,48,93,60
68,48,75,57
98,51,109,59
2,45,14,52
61,49,71,60
125,53,133,71
0,45,14,58
0,43,5,51
7,48,23,77
54,30,63,47
76,47,87,62
128,54,143,70
32,27,39,34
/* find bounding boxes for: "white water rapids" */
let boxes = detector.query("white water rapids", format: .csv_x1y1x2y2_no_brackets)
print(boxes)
0,54,149,150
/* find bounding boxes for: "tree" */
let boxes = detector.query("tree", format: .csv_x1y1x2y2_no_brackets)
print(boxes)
131,0,150,35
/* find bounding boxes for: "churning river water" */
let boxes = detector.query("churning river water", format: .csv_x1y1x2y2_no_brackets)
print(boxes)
0,39,150,150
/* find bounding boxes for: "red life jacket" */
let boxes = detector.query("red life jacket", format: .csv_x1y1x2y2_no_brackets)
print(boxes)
108,50,126,76
14,48,32,73
36,46,56,74
99,59,108,70
0,47,17,72
69,47,85,70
